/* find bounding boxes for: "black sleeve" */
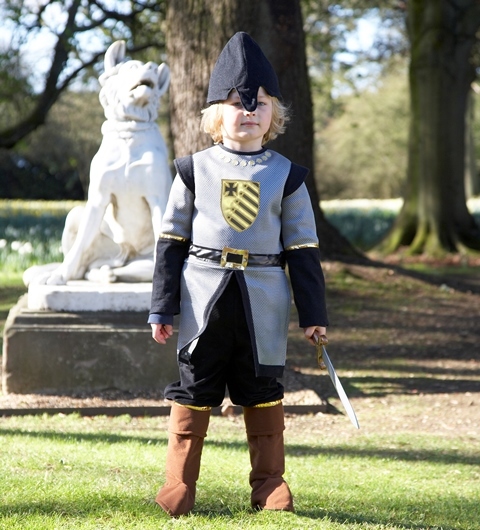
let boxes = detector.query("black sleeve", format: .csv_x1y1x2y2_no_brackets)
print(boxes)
173,156,195,194
283,162,309,198
285,246,329,328
150,237,190,316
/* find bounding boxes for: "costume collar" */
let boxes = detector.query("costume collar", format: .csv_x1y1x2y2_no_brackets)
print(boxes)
218,144,267,157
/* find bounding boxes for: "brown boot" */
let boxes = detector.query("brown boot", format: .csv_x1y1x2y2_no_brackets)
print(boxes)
243,401,294,512
155,403,211,516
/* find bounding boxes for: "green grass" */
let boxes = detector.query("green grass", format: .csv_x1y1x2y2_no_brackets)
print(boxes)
0,272,26,353
0,273,24,312
0,414,478,529
0,199,82,273
321,198,480,250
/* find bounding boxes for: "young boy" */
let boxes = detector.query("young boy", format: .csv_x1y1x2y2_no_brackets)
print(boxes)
149,31,328,516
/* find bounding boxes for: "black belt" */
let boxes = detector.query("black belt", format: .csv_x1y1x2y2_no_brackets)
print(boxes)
189,244,284,270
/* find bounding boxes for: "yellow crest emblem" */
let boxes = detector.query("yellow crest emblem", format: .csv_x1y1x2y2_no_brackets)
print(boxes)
221,180,260,232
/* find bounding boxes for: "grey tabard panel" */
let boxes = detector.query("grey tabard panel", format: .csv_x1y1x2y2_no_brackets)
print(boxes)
176,258,290,370
160,145,320,374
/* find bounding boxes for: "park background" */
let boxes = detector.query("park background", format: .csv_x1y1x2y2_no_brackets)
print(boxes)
1,1,480,529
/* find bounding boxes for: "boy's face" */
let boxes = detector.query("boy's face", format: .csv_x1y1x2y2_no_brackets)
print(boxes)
221,87,273,152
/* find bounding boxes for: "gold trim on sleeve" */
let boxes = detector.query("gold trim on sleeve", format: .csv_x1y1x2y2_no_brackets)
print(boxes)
284,243,319,251
160,233,188,243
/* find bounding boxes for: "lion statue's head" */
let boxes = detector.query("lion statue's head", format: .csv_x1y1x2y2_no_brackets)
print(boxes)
98,41,170,123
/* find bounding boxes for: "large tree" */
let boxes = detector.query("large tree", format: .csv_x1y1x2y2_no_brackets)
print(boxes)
381,0,480,255
166,0,360,260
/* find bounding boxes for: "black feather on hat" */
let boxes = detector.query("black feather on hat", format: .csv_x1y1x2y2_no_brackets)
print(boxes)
207,32,282,112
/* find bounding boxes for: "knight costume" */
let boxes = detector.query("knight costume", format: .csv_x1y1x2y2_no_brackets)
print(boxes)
150,31,329,517
149,143,328,377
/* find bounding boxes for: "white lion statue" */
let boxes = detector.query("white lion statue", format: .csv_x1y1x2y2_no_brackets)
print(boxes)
24,40,172,286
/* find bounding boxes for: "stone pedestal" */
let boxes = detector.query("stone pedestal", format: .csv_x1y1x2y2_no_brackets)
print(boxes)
2,289,178,395
26,281,153,312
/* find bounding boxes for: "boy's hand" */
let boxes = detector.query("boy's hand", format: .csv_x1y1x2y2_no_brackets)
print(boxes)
151,323,174,344
303,326,327,346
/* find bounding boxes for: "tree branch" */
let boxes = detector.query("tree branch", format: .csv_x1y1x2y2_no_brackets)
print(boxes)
0,0,164,149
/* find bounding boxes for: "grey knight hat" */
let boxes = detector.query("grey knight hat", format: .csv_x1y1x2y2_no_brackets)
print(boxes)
206,32,282,112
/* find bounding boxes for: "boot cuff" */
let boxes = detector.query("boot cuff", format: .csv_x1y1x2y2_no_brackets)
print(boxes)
168,402,210,437
244,402,285,435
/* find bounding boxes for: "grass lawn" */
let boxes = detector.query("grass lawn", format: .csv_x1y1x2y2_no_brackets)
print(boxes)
0,272,25,354
0,412,479,529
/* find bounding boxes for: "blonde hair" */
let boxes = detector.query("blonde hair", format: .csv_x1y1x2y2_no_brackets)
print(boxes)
200,93,290,145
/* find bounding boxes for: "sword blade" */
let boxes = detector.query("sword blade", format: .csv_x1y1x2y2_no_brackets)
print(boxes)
322,345,360,429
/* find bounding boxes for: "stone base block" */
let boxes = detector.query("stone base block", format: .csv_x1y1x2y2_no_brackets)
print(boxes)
2,295,179,395
27,281,152,312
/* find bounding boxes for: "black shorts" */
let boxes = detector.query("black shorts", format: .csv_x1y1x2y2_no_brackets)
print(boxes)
164,273,284,408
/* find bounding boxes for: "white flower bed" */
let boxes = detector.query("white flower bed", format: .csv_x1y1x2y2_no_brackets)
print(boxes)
321,197,480,213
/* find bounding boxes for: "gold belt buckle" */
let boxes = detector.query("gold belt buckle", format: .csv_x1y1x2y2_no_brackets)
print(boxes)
220,247,249,270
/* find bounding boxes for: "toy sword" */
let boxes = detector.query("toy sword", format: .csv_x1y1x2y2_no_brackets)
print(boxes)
315,335,360,429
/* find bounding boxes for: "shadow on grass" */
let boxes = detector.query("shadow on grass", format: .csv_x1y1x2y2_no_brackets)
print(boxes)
0,493,162,520
334,253,480,296
285,367,480,400
0,427,168,447
332,375,480,398
0,491,473,530
349,361,480,377
285,443,480,467
1,427,479,467
296,504,469,530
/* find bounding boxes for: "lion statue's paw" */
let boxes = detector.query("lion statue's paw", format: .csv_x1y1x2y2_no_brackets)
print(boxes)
85,265,117,283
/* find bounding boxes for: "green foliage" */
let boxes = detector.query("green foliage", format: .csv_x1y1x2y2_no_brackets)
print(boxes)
0,48,33,124
301,4,410,201
17,91,105,195
0,90,105,200
0,200,81,273
0,272,24,355
0,150,85,201
322,200,401,249
469,89,480,196
316,67,409,199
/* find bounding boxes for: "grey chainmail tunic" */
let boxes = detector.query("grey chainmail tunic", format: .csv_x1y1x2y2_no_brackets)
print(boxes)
154,144,326,377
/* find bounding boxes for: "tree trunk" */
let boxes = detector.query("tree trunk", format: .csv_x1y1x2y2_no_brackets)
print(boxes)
381,0,480,255
166,0,360,260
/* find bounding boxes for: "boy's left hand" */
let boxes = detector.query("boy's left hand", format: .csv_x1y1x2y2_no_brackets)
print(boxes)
151,323,174,345
303,326,327,346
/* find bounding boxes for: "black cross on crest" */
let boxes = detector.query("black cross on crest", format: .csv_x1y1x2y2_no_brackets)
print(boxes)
224,183,237,196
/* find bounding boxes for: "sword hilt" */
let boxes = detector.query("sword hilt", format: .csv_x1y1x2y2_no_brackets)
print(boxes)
314,333,328,370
